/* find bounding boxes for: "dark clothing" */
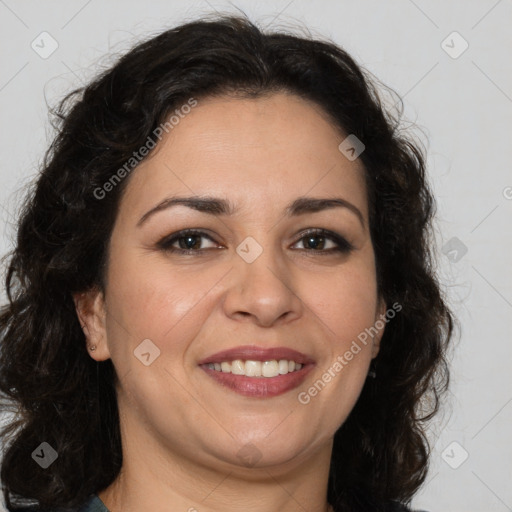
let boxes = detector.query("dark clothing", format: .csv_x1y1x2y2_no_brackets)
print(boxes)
11,493,427,511
8,495,107,512
77,495,108,512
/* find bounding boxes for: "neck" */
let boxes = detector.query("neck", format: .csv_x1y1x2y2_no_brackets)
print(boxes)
99,407,334,512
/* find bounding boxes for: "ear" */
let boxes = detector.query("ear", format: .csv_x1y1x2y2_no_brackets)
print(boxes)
73,287,111,361
371,296,387,359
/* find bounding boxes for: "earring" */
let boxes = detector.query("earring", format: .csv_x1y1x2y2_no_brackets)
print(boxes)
367,361,377,379
88,344,97,352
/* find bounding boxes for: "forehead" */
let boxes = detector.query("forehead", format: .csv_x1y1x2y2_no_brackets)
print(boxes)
120,92,368,221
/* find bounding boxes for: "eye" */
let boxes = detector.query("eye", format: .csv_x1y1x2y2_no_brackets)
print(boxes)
157,228,353,256
292,228,354,254
157,229,221,254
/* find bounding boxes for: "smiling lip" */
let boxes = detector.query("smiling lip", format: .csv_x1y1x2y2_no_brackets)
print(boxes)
197,345,315,365
198,345,315,398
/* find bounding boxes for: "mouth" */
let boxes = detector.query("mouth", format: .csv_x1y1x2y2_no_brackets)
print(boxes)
198,345,315,398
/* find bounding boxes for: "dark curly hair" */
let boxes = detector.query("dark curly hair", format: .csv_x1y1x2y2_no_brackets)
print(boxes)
0,14,453,512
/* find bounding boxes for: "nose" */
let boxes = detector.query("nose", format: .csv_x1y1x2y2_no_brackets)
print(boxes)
222,243,304,328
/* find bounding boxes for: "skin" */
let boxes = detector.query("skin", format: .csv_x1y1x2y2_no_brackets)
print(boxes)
74,92,386,512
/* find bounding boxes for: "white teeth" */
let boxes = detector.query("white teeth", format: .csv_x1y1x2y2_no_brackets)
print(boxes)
245,360,262,377
221,361,231,373
206,359,304,378
231,360,245,375
262,360,279,377
278,359,289,375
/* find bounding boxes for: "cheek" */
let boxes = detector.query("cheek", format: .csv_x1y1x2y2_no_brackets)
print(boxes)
105,251,225,352
302,262,379,348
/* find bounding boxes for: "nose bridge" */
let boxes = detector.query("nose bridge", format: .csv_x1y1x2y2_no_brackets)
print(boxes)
223,233,302,326
236,234,287,287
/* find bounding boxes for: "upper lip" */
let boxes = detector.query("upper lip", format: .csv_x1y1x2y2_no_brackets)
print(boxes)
198,345,315,365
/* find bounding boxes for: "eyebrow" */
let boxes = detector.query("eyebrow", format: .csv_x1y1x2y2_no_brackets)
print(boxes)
137,195,365,228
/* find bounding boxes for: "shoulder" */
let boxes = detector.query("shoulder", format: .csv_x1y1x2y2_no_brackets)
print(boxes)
385,503,429,512
7,494,108,512
334,491,430,512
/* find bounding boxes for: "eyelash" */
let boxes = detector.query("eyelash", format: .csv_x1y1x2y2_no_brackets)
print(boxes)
157,228,354,256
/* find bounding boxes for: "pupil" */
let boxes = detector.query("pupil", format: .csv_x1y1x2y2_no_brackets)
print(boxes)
307,235,324,250
177,235,327,251
180,236,199,250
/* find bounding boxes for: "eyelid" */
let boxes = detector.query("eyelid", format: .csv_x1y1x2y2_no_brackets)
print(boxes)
292,228,354,252
156,229,221,251
157,227,354,254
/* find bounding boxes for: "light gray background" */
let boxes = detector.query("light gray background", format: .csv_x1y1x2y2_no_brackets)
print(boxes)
1,1,511,511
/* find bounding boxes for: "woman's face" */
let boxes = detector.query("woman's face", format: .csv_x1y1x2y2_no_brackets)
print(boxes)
78,92,386,473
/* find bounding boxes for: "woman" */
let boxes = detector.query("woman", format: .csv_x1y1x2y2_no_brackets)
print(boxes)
0,14,453,512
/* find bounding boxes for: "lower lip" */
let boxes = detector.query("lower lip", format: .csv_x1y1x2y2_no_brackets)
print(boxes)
200,364,314,398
